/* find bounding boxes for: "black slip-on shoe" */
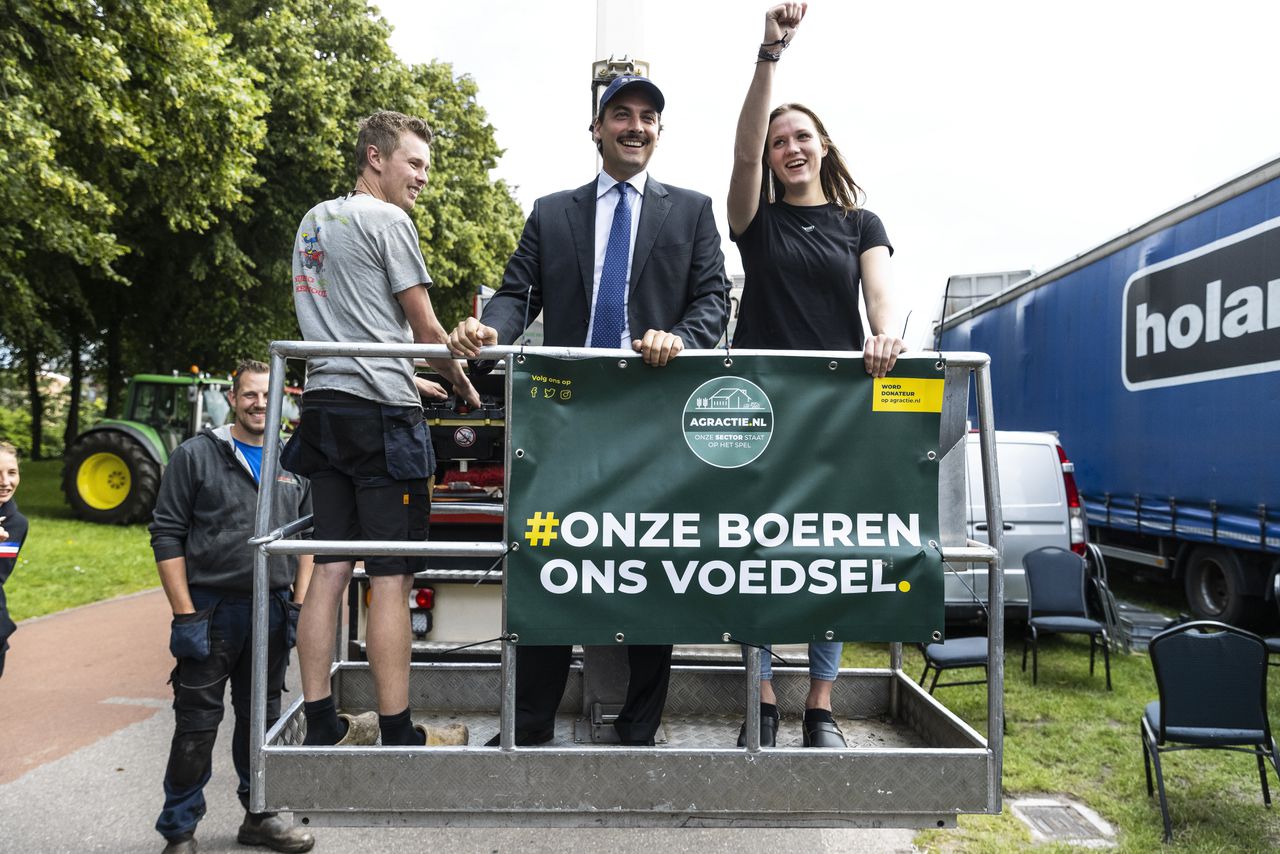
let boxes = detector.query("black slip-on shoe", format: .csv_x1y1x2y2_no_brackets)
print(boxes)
736,711,779,747
483,727,554,747
802,717,847,748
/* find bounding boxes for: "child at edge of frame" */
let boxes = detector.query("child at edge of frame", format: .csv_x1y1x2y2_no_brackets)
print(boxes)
0,440,30,679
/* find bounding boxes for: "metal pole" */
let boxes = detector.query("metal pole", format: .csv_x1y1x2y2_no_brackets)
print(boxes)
263,539,507,558
596,0,645,63
333,597,344,666
249,350,289,813
267,340,993,366
247,514,314,545
888,641,903,718
744,646,762,752
974,358,1005,815
938,546,1000,562
499,358,516,750
500,640,517,750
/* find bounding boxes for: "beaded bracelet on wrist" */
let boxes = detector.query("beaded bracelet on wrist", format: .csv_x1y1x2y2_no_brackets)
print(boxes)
756,32,790,63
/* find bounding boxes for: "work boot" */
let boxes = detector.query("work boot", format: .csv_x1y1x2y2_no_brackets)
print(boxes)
236,812,315,853
335,710,379,746
161,837,197,854
414,721,469,746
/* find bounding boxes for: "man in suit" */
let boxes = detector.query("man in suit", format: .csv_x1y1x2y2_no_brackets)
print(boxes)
449,75,730,745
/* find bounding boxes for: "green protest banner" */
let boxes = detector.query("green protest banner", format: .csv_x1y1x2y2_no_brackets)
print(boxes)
505,353,945,645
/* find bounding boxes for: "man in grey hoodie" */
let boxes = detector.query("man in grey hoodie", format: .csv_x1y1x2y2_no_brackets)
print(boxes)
150,360,315,854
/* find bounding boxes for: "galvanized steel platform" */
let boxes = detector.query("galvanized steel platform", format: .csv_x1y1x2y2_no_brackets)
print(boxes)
263,662,989,827
252,345,1006,827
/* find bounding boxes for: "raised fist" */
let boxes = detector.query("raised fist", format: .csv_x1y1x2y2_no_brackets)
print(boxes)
764,2,807,44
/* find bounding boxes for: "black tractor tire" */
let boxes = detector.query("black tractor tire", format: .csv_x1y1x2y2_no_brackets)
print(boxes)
64,431,162,525
1182,545,1260,626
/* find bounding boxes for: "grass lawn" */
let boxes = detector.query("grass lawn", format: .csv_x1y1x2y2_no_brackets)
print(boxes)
842,637,1280,852
5,458,158,621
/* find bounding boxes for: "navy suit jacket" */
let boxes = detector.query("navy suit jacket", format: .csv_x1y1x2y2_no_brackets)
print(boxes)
481,176,730,349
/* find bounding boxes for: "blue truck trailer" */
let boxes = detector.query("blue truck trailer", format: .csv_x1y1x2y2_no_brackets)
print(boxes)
938,157,1280,624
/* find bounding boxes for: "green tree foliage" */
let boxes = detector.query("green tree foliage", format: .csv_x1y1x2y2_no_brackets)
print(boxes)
0,369,102,458
1,0,266,426
193,0,522,357
411,62,524,322
1,0,522,446
151,0,411,372
0,1,130,305
91,0,268,410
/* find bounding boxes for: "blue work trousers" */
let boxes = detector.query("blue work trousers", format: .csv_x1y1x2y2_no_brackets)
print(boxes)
155,587,295,842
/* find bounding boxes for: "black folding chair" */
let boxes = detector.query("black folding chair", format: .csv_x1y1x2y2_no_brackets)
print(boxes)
917,637,988,694
1267,574,1280,667
1141,620,1280,841
1022,546,1111,689
1085,542,1129,653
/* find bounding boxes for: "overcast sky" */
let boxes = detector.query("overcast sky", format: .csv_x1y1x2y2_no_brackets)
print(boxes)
376,0,1280,345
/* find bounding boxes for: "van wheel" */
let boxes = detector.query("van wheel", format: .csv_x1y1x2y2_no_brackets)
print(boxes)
1183,546,1255,625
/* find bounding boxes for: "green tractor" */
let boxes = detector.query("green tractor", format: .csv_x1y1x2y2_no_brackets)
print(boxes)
62,373,268,524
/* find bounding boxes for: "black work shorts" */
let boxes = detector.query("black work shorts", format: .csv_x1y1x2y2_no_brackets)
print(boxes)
282,390,434,576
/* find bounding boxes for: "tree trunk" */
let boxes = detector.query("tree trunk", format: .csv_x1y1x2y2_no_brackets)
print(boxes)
64,330,83,449
106,314,122,418
24,347,43,461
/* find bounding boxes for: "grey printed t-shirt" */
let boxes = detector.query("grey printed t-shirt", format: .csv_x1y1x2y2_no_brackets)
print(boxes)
292,194,431,407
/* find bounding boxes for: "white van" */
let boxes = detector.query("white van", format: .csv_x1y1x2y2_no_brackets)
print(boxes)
946,430,1087,623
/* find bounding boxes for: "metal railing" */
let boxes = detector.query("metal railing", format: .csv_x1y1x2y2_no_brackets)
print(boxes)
247,342,1004,821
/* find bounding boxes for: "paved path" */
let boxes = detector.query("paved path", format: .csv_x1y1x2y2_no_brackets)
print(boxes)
0,589,918,853
0,588,173,785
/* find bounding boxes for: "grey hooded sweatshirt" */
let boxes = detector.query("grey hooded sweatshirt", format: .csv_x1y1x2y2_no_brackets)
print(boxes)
150,424,310,591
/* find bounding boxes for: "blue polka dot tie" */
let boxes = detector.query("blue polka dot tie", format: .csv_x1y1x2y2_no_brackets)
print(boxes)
590,182,632,347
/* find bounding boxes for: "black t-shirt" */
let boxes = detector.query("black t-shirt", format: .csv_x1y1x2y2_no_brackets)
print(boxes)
731,199,893,351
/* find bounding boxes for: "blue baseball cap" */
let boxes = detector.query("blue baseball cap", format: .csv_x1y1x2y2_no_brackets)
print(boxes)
596,75,665,117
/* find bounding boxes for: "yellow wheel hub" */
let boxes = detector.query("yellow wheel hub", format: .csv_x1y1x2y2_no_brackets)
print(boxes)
76,452,132,511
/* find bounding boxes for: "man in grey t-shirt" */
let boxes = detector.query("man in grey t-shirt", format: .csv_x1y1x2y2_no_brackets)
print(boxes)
285,110,480,749
292,192,437,407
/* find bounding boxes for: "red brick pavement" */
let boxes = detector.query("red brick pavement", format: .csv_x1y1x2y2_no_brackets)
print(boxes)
0,588,171,784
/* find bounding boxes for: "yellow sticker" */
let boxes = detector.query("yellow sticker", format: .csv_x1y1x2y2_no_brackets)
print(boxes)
872,378,944,413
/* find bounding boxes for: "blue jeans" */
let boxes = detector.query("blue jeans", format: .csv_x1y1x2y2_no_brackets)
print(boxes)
747,642,843,682
155,587,295,842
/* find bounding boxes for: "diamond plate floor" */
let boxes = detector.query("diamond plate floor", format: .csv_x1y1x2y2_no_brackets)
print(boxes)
393,710,932,750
